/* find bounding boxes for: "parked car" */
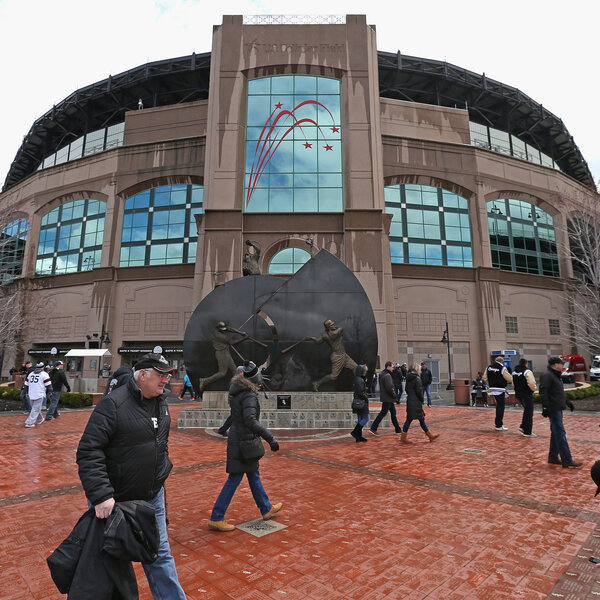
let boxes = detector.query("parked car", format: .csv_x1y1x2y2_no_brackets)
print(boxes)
590,355,600,381
560,354,587,383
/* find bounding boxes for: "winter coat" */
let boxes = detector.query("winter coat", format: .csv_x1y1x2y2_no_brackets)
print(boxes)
471,378,487,398
103,365,133,397
76,376,173,506
391,366,404,385
352,364,369,414
420,367,433,387
405,372,425,421
47,500,159,600
49,367,71,392
539,367,567,414
226,374,275,474
378,369,396,403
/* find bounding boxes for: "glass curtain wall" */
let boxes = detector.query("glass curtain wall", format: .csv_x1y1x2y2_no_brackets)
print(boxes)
0,218,28,282
268,247,311,274
385,184,473,267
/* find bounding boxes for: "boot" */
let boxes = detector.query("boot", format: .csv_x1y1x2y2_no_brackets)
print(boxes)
400,432,411,444
357,425,368,442
426,430,440,442
350,424,360,442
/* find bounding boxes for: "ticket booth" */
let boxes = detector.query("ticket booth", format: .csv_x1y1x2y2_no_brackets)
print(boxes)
64,348,112,393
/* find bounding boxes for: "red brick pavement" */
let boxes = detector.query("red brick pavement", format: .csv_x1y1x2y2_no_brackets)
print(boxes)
2,404,600,599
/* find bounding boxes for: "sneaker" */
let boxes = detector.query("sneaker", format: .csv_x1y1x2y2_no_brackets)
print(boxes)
495,426,508,431
519,426,524,433
46,416,54,421
36,418,45,425
548,457,562,465
178,396,184,401
263,502,283,520
24,423,35,428
562,460,583,469
369,429,379,436
521,432,537,437
208,520,235,531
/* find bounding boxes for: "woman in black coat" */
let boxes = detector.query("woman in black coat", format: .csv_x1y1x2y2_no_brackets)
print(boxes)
208,361,282,531
400,365,440,443
350,364,369,443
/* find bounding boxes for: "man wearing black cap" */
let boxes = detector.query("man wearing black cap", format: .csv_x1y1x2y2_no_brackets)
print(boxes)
47,361,71,420
77,353,187,599
540,356,582,469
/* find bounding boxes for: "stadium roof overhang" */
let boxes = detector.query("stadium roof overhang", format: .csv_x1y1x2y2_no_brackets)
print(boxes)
3,50,594,191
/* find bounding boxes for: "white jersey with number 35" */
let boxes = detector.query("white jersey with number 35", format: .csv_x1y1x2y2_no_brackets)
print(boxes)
26,370,51,399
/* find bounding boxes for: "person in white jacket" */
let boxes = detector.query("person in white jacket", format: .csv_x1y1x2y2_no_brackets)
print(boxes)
512,357,537,437
24,362,52,427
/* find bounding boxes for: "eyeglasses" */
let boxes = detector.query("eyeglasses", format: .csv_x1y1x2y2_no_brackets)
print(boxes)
150,369,172,381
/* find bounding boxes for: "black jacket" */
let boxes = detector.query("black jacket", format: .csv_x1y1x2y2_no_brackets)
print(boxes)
405,372,425,421
378,369,396,403
76,376,173,505
540,367,567,414
47,501,159,599
226,374,275,474
104,364,134,397
420,367,433,387
391,366,404,385
352,365,369,414
49,367,71,392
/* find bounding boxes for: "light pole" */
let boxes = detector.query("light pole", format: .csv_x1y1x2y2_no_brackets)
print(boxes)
441,321,454,390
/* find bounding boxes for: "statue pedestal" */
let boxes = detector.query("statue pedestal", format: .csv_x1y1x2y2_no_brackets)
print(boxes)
177,391,355,429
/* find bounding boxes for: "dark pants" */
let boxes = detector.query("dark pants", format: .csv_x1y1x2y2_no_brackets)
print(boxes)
394,383,403,401
517,391,534,435
548,410,573,464
402,418,428,433
493,392,505,428
371,402,401,433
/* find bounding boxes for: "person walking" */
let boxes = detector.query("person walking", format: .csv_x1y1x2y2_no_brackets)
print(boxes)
47,360,71,420
540,356,582,468
179,373,196,401
208,361,282,531
512,358,537,437
76,353,187,599
19,360,33,413
470,372,488,407
350,364,369,443
24,362,52,428
400,364,440,443
392,363,404,403
420,362,433,407
484,356,513,431
369,361,402,435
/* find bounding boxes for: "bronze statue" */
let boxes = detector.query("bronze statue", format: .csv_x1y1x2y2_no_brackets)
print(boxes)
306,319,358,391
242,240,261,276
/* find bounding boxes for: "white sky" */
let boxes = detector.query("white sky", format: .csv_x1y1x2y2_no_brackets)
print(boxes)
1,0,598,188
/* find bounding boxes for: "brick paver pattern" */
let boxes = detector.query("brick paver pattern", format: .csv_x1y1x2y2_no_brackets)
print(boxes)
1,404,600,599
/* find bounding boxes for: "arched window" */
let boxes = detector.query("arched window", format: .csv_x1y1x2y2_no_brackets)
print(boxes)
487,199,558,276
0,218,28,283
268,247,311,274
120,184,203,266
245,75,343,213
385,184,473,267
36,200,105,276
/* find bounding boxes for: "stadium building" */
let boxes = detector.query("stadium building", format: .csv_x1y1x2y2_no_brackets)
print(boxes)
0,14,597,388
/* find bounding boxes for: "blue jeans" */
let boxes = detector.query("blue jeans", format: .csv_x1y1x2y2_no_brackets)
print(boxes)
46,391,61,419
424,384,432,406
356,413,369,426
548,410,573,464
20,387,31,412
211,469,272,521
402,418,428,433
370,402,402,433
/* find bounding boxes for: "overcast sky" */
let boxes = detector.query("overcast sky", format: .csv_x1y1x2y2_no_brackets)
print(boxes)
1,0,598,188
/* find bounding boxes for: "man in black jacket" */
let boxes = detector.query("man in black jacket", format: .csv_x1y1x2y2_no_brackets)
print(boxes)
540,356,582,468
369,361,402,435
76,353,187,599
46,361,71,420
420,362,433,407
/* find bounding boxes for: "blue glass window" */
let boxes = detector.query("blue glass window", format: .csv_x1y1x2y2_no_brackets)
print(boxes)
120,184,203,267
268,247,311,274
487,199,559,276
245,75,342,213
385,184,473,267
0,218,28,282
36,200,105,276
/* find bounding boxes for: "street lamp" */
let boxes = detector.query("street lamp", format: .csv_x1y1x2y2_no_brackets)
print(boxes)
441,321,454,390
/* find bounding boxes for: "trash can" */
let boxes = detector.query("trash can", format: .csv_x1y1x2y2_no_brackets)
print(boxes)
454,379,470,405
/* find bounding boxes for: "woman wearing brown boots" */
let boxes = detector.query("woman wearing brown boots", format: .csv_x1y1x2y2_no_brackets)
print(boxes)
400,364,439,444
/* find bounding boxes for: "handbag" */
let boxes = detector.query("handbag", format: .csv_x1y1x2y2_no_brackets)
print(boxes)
351,396,367,412
238,438,265,461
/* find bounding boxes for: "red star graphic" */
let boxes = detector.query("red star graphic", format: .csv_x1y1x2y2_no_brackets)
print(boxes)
275,102,283,109
303,142,312,149
331,126,339,133
324,144,333,151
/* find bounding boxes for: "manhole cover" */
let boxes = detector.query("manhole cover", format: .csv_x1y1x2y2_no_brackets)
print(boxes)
236,518,288,537
461,448,485,454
